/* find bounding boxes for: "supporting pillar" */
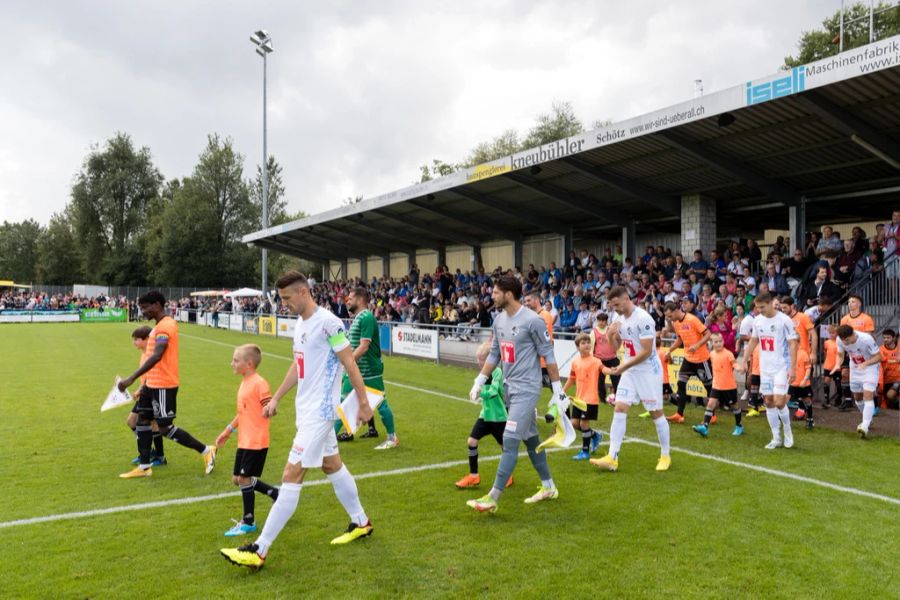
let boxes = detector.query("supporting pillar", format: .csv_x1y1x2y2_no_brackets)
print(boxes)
680,194,717,258
622,220,637,267
437,247,447,268
473,245,483,271
407,251,415,276
563,227,574,264
513,237,524,270
359,256,368,283
340,259,348,281
382,255,391,279
789,198,807,252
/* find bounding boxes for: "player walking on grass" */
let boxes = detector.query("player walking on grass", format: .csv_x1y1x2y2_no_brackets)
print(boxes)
789,346,814,429
126,326,166,467
838,296,875,410
215,344,279,537
221,271,374,571
591,286,672,473
466,276,564,513
563,333,603,460
662,300,712,423
736,292,798,450
693,332,743,438
832,325,882,438
335,286,398,449
118,291,216,478
455,340,514,489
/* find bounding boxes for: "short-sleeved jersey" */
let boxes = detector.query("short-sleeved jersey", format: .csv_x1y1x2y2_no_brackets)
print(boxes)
881,343,900,382
657,347,669,384
837,331,880,372
489,306,555,397
566,354,602,405
823,339,839,371
792,348,811,386
752,312,798,374
840,312,875,333
739,314,755,338
791,311,815,356
672,313,710,363
479,367,507,422
710,348,736,390
146,316,179,388
538,309,554,368
349,309,383,378
611,307,662,375
292,307,351,425
751,345,760,376
236,372,272,450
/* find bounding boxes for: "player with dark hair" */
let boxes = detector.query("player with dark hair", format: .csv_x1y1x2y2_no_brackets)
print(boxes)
118,291,216,478
125,325,166,467
832,324,882,438
880,329,900,409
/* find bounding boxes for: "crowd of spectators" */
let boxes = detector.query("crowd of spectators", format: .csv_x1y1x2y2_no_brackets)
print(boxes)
0,291,128,312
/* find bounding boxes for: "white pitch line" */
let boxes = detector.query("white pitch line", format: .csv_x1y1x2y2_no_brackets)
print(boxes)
181,330,900,507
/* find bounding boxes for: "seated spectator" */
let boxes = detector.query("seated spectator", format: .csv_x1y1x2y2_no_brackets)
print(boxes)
816,225,842,257
559,300,578,332
709,249,727,278
761,262,790,296
741,265,757,295
783,248,810,280
727,252,747,276
834,238,862,286
689,250,709,277
574,300,592,332
797,265,841,309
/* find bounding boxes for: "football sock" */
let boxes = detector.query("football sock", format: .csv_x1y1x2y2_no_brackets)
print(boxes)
328,466,368,526
165,426,206,453
653,416,671,456
733,408,743,426
468,445,479,475
778,407,793,438
136,424,153,467
841,383,852,402
366,418,377,433
152,432,165,456
492,435,520,498
750,391,762,409
524,434,552,482
703,409,714,425
676,382,688,416
255,482,301,556
803,400,813,420
378,400,396,436
862,400,875,429
581,428,592,451
609,412,627,458
240,482,255,525
766,408,781,438
252,477,279,501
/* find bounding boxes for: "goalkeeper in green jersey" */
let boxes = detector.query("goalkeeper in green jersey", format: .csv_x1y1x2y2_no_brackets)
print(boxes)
335,286,399,449
455,340,513,489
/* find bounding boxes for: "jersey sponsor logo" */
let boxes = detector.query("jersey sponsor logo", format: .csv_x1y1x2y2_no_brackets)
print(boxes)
623,339,636,357
504,419,518,432
295,352,305,378
500,341,516,363
511,325,519,336
760,336,775,352
300,332,308,344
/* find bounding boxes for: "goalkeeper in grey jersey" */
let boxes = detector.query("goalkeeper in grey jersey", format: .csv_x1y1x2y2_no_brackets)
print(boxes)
466,275,567,513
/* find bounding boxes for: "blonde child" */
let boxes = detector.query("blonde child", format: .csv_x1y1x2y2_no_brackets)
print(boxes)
564,333,603,460
692,332,743,437
215,344,279,536
455,340,513,489
126,326,165,466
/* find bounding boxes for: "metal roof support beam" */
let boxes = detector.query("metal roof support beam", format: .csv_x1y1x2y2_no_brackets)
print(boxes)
316,222,416,257
303,227,395,256
796,91,900,169
656,131,801,206
261,238,333,263
449,187,570,236
560,156,680,215
371,209,481,247
410,198,523,241
503,172,632,227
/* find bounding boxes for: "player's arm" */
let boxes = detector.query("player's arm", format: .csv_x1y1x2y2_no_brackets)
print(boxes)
563,367,576,394
788,338,798,379
832,347,845,375
471,334,499,401
861,349,883,368
532,318,566,399
118,338,166,391
352,338,371,362
216,414,239,448
616,337,653,374
664,329,682,361
809,325,819,363
337,346,373,424
265,361,298,418
689,328,711,354
737,336,758,372
607,322,622,349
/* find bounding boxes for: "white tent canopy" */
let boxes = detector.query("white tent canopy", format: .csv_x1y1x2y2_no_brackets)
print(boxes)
190,289,231,297
225,288,263,298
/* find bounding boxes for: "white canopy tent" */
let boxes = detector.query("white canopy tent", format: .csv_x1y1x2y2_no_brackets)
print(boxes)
225,288,264,298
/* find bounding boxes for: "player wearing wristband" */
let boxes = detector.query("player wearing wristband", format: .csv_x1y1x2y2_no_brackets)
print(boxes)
221,271,374,571
591,286,672,472
216,344,279,537
466,276,562,514
833,325,882,438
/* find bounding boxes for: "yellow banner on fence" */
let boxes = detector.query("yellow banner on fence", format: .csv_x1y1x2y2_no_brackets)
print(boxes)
259,316,276,336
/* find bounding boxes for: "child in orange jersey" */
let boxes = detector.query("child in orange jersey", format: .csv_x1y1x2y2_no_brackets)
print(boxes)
693,333,743,437
126,326,166,466
564,333,604,459
822,325,840,409
216,344,280,537
789,346,814,429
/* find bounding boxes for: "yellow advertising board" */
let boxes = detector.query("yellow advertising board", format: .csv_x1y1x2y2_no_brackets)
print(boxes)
259,316,276,337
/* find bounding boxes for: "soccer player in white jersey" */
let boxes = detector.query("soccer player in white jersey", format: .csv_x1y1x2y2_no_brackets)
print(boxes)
832,325,882,438
736,292,798,449
591,286,672,472
221,271,374,570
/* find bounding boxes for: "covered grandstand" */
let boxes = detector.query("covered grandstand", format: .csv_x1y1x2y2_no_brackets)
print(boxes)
243,36,900,281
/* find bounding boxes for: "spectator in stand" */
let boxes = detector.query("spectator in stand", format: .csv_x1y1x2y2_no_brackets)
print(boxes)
798,265,841,309
727,252,746,276
559,300,578,332
741,265,757,295
689,250,709,278
850,226,868,255
806,231,822,262
835,238,862,287
709,250,727,278
783,248,810,281
769,236,788,259
762,262,790,296
708,307,736,353
816,225,843,257
746,238,763,273
575,300,593,333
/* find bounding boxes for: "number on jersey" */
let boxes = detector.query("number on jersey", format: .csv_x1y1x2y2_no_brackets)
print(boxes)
500,341,516,364
295,352,305,378
760,336,775,352
623,339,636,357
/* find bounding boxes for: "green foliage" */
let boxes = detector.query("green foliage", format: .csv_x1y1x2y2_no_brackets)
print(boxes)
418,159,462,183
37,211,82,284
784,2,900,68
465,129,521,167
0,219,42,282
521,101,584,149
1,323,899,598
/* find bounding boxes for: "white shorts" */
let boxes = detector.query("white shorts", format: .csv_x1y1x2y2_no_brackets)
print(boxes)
849,365,880,393
287,420,338,468
615,369,663,411
760,370,789,397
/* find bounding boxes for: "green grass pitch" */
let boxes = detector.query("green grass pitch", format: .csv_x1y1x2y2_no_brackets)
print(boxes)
1,323,898,599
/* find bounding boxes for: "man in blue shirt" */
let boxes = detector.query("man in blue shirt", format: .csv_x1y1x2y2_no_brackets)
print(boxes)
689,250,709,277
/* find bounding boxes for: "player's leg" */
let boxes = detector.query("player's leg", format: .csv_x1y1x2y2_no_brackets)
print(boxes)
592,372,642,471
373,392,398,450
773,372,793,448
126,409,140,464
856,374,877,437
693,391,719,437
822,374,833,408
153,388,216,472
457,421,488,488
747,374,762,416
672,365,691,421
886,382,900,409
120,391,155,478
696,360,713,408
839,365,853,410
469,400,534,511
324,449,373,544
225,453,259,537
802,386,815,429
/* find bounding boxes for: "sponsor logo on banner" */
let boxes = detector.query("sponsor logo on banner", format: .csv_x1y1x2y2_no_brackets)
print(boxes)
466,162,511,182
746,66,805,105
277,316,297,338
393,325,438,359
80,308,127,322
0,310,80,323
259,316,276,336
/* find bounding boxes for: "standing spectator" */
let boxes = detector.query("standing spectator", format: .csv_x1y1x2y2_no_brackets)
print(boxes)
708,307,736,353
769,236,788,259
746,238,763,273
689,250,709,278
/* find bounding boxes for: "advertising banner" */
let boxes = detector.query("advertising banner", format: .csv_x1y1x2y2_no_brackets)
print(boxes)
80,308,127,323
277,316,296,339
259,316,276,336
378,323,392,353
392,325,438,359
229,314,243,332
0,310,80,323
244,316,259,335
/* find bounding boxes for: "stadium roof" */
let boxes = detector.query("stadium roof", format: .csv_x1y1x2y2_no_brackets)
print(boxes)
244,36,900,263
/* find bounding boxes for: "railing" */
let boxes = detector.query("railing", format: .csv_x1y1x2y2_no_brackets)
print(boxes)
817,249,899,335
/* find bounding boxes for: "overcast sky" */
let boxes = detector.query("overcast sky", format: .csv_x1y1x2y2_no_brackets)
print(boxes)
0,0,838,226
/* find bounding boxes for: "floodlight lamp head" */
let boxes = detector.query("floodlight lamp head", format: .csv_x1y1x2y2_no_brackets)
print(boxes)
261,41,274,53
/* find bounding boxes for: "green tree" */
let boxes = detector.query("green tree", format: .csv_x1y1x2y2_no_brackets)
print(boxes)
783,2,900,68
0,219,43,283
69,132,163,283
37,211,82,284
419,159,461,182
465,129,521,166
521,101,584,148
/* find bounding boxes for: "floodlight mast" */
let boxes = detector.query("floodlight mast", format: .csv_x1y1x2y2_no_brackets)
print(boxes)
250,30,273,299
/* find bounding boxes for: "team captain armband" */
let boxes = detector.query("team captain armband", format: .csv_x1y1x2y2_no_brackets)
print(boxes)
328,330,349,349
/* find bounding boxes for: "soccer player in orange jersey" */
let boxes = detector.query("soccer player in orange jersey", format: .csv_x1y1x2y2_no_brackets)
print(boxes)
216,344,280,537
125,326,166,466
662,300,712,423
692,333,742,438
880,329,899,409
822,325,840,409
118,291,216,478
789,346,814,429
563,333,603,460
